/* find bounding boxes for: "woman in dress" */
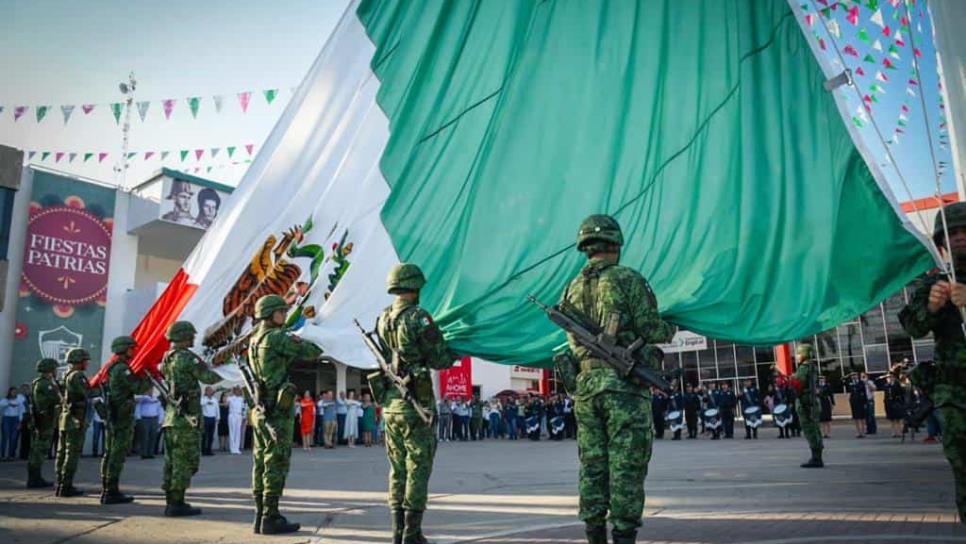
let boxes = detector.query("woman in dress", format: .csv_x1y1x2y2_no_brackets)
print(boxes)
818,376,835,438
218,392,230,452
361,393,375,447
299,391,316,450
847,372,868,438
343,390,360,447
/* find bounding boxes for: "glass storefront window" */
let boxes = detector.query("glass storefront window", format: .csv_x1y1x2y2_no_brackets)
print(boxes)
754,346,775,364
838,322,864,360
716,341,736,378
861,305,888,344
913,341,935,363
864,343,890,374
735,345,755,377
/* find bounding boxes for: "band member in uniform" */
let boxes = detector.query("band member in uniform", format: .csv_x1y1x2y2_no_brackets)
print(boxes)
684,385,701,439
719,382,737,439
670,385,685,440
740,379,761,439
651,388,668,439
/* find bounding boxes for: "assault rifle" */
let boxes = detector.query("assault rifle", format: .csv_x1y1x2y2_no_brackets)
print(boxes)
353,318,434,426
235,354,279,443
527,295,672,392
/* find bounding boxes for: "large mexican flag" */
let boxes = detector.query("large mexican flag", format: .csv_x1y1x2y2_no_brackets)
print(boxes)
109,0,936,378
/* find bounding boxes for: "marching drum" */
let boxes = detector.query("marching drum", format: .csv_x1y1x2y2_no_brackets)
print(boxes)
772,403,790,428
550,416,565,435
526,415,541,434
667,410,685,432
743,406,762,428
703,408,721,430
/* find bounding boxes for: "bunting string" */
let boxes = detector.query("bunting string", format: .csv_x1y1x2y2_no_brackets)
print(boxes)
22,143,258,165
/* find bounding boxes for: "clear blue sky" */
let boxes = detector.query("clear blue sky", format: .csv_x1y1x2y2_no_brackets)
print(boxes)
0,0,953,200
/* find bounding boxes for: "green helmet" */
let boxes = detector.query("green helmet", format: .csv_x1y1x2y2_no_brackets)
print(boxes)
65,348,90,366
387,263,426,294
166,321,197,343
796,343,815,360
255,294,289,320
111,335,137,355
933,202,966,247
576,214,624,252
35,358,58,373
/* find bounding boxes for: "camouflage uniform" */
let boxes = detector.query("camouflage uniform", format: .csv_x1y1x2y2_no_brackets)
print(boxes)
794,344,824,468
160,321,223,517
373,263,454,544
55,349,91,497
27,358,60,488
899,204,966,523
249,295,323,534
560,215,674,544
100,336,150,504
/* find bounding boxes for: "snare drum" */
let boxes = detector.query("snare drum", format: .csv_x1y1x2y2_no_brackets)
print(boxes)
703,408,721,429
773,403,790,428
667,410,684,432
743,406,762,428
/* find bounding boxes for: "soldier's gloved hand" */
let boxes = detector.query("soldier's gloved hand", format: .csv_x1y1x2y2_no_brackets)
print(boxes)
949,282,966,309
928,281,952,313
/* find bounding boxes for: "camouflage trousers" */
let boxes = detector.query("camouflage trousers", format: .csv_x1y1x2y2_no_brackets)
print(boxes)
384,410,437,512
796,403,823,452
163,422,202,493
939,404,966,523
575,392,653,532
28,422,55,471
55,420,86,486
251,408,294,500
101,419,134,482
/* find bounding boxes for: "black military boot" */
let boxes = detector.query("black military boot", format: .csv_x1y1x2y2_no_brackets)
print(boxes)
26,467,53,488
800,448,824,468
392,508,405,544
403,510,431,544
164,489,202,517
585,524,607,544
60,479,85,497
101,478,135,504
253,495,264,534
260,495,300,535
611,528,637,544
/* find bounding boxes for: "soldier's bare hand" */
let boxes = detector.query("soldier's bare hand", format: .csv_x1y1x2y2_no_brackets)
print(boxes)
950,282,966,309
928,281,951,313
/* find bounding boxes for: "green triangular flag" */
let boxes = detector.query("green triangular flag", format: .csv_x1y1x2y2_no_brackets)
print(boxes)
36,106,49,123
863,54,875,64
852,116,864,128
865,0,878,10
897,119,907,127
227,146,236,158
180,150,189,162
83,152,93,162
820,7,832,18
41,151,51,161
857,28,869,43
188,97,201,118
206,166,213,173
263,89,278,105
126,152,136,159
870,94,879,103
110,102,123,124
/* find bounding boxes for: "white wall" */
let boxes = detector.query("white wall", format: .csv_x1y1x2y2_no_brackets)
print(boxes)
0,167,33,392
471,358,513,400
99,191,139,370
134,254,182,289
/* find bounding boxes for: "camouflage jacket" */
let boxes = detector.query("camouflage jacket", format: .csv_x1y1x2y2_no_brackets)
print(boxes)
249,322,323,406
31,374,60,424
106,357,150,424
160,347,222,428
376,298,454,415
59,368,89,428
898,272,966,409
794,360,819,409
559,257,675,400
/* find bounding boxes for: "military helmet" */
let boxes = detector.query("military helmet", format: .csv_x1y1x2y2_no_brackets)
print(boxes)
111,335,137,354
933,202,966,247
255,294,289,320
387,263,426,294
35,358,58,373
166,321,197,343
65,348,90,365
796,343,815,359
576,214,624,252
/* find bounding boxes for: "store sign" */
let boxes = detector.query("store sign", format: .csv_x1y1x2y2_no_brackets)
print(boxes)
658,330,707,353
439,356,473,400
511,365,543,379
22,206,111,304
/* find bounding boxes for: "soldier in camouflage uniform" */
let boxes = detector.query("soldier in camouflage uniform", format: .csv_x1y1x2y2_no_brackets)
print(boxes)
899,202,966,523
249,294,324,535
793,343,824,468
100,335,151,505
559,215,675,544
160,321,223,517
55,348,91,497
27,358,60,488
371,263,455,544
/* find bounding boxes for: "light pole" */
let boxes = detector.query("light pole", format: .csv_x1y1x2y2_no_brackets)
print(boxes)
114,72,136,187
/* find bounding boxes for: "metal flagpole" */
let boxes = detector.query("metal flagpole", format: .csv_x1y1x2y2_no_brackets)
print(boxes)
114,72,136,188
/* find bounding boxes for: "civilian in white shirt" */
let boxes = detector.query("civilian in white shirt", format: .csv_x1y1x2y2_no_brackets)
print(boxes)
135,391,163,459
1,387,23,460
227,387,247,454
201,387,220,456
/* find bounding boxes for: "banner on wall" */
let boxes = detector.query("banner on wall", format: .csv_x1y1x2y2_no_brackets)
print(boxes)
438,356,473,400
11,170,115,385
158,173,231,230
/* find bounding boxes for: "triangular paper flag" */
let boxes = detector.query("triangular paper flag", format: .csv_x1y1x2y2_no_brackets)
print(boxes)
858,28,870,42
68,152,77,163
263,89,278,105
36,106,49,123
894,30,905,46
245,144,254,156
83,152,93,162
82,104,95,115
61,105,75,124
137,101,151,122
41,152,50,161
188,97,201,119
110,103,123,124
870,9,884,27
180,150,189,162
876,71,888,82
161,151,170,160
98,152,109,163
15,107,28,121
237,92,251,113
227,146,236,158
872,39,882,51
163,99,176,120
855,66,866,76
211,147,220,158
213,94,225,113
826,19,840,39
55,152,65,163
194,149,204,161
847,5,859,25
145,151,155,161
27,151,36,160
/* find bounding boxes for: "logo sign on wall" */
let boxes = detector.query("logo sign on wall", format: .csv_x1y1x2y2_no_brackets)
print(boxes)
439,356,473,400
657,330,708,353
11,170,115,385
158,174,228,230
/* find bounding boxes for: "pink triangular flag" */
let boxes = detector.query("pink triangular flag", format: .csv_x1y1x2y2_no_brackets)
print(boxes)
14,106,27,121
82,104,95,114
855,66,866,76
194,149,205,161
98,152,109,163
55,152,65,163
238,92,251,113
245,144,254,156
145,151,155,161
847,5,859,25
162,99,176,120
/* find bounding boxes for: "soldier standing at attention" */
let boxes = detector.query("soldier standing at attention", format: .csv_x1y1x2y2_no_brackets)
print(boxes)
160,321,224,517
249,295,323,535
101,336,150,505
899,202,966,523
55,349,92,497
372,263,455,544
794,343,824,468
26,358,60,488
559,214,675,544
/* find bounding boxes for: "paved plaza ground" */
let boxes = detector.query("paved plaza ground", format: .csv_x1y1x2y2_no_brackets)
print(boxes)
0,424,963,544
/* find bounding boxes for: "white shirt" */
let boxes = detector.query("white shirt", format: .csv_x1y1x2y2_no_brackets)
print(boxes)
136,395,163,419
0,398,22,418
16,393,27,418
336,396,348,415
201,395,220,418
228,395,247,417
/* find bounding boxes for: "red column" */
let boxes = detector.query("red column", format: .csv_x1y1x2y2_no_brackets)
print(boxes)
539,368,551,396
775,343,794,375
